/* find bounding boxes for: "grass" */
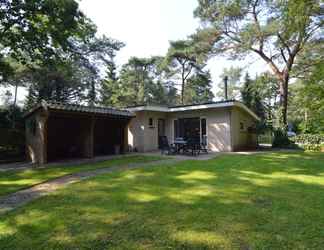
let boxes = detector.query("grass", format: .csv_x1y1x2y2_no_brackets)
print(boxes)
0,155,163,197
0,152,324,249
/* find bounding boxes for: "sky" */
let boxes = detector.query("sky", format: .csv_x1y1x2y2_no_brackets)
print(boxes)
1,0,268,105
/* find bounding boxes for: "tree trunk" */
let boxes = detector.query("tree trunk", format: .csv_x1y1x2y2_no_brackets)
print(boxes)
278,76,288,129
13,82,18,107
181,78,185,104
181,65,185,104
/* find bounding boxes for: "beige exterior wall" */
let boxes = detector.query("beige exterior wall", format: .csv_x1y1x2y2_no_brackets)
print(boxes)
166,108,232,152
129,108,233,152
230,107,257,150
128,111,167,152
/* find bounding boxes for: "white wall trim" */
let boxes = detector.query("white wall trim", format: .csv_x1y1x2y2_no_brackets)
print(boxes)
127,102,260,121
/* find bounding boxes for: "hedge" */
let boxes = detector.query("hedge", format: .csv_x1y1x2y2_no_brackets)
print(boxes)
291,134,324,145
290,134,324,152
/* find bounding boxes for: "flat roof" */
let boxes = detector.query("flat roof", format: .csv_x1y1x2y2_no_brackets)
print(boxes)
127,100,260,121
24,100,134,118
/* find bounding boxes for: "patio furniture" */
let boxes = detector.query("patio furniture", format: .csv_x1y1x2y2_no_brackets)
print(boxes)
159,136,177,155
174,137,187,153
183,137,201,156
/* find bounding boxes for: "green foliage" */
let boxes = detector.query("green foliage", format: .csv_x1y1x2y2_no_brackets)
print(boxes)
24,60,87,107
291,134,324,145
164,39,207,104
289,62,324,134
300,144,324,152
105,56,179,107
291,134,324,152
194,0,323,127
241,73,266,121
0,105,25,161
0,0,95,67
272,128,292,148
184,71,214,104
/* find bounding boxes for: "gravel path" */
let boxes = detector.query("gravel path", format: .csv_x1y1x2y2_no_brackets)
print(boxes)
0,158,182,215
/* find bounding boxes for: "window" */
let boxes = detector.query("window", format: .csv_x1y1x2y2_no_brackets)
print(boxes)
148,118,154,128
240,122,244,130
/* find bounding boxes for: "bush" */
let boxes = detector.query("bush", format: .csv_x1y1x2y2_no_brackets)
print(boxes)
300,144,324,152
290,134,324,152
291,134,324,145
272,129,291,148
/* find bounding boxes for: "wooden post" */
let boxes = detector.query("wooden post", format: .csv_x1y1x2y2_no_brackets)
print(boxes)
123,121,129,153
84,116,95,158
37,111,49,165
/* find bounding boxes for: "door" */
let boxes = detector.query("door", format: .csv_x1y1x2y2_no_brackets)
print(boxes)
158,119,165,149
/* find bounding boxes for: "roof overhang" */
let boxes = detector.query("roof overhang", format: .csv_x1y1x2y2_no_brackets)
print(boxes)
127,101,260,121
24,100,135,119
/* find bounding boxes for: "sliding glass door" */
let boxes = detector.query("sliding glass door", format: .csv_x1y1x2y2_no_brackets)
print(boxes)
174,117,207,142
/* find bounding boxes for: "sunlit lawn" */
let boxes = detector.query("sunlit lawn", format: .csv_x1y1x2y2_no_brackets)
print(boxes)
0,152,324,249
0,155,163,197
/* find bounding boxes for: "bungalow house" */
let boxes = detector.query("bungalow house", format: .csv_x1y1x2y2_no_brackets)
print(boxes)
127,100,259,152
24,100,259,164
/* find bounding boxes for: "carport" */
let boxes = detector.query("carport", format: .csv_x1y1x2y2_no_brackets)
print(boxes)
24,101,134,165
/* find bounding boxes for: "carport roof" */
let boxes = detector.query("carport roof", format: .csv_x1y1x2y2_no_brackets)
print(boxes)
24,100,134,118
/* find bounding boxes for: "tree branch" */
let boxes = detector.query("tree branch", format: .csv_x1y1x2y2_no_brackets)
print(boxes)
251,0,264,51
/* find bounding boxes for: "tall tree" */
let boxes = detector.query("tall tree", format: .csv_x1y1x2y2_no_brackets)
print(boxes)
165,40,205,104
70,36,125,105
289,62,324,133
110,56,178,107
184,70,214,104
0,0,95,80
194,0,323,128
241,73,266,120
25,60,87,107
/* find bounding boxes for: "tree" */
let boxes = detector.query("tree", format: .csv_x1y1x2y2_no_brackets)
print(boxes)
241,73,266,121
25,60,87,107
0,0,94,79
101,50,121,106
109,56,178,107
165,40,205,104
184,70,214,104
69,36,125,105
194,0,323,128
289,63,324,133
217,67,242,100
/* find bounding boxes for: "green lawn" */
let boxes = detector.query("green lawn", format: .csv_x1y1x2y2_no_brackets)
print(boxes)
1,152,324,249
0,155,163,197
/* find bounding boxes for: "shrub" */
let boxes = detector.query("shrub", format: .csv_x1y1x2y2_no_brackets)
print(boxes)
291,134,324,145
272,129,291,148
300,144,324,152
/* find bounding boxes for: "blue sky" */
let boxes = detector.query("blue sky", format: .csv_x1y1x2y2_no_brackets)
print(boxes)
1,0,267,104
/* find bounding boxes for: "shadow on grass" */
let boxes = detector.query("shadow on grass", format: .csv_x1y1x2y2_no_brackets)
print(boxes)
0,152,323,249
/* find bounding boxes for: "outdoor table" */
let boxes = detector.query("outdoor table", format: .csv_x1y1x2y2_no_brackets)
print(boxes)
173,138,187,153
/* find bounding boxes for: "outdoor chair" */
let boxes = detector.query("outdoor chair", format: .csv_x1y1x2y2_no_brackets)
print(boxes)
159,136,177,155
184,137,201,156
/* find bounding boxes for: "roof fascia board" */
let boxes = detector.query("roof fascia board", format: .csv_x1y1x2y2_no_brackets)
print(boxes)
127,102,260,121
